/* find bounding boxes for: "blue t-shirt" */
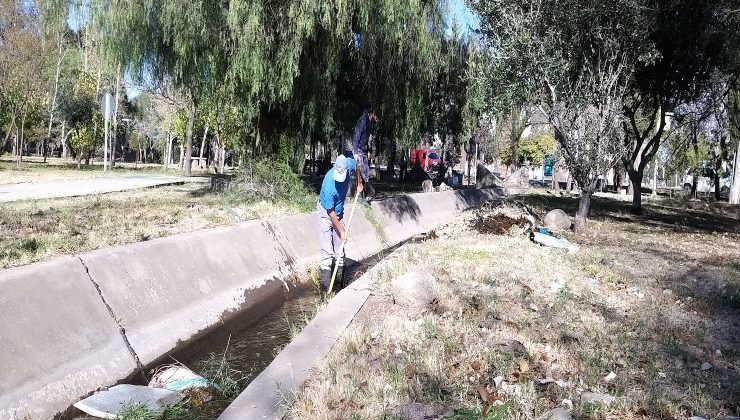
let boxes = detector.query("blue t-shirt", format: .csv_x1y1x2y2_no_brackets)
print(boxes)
319,158,356,216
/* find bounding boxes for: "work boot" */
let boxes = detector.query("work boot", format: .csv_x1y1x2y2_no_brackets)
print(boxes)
319,268,331,294
334,263,345,291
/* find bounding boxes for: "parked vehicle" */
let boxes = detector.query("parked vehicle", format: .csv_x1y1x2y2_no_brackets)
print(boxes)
410,148,441,170
682,167,732,193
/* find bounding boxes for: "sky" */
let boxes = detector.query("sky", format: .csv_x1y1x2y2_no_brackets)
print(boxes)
446,0,481,36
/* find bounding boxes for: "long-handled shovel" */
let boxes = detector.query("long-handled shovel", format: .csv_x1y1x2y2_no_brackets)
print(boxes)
326,189,361,295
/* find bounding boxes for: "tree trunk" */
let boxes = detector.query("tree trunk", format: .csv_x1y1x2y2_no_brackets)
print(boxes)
628,170,643,214
510,113,519,173
111,68,121,168
387,139,396,182
730,137,740,204
198,124,208,169
164,130,173,170
714,172,721,201
217,137,226,174
184,100,197,176
60,120,67,160
651,160,658,197
690,122,700,197
574,190,592,233
400,152,407,183
45,35,64,164
179,143,184,170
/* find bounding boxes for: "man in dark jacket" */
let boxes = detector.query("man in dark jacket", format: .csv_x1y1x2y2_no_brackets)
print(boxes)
352,109,378,197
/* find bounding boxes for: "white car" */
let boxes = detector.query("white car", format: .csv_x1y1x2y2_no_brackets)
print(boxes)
682,169,732,194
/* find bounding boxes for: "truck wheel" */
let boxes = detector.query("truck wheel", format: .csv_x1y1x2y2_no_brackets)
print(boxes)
683,183,692,193
721,186,730,194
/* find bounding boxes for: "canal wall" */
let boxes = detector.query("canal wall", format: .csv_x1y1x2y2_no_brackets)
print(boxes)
0,188,503,419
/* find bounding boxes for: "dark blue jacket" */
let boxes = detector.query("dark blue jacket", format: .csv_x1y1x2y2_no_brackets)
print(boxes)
352,111,373,154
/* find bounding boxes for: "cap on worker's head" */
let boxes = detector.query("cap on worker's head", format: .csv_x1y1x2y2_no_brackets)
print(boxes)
334,155,349,182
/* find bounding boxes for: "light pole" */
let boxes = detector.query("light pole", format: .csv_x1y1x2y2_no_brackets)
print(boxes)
101,92,114,171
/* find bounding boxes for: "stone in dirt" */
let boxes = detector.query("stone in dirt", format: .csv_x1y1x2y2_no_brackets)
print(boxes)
491,339,528,356
391,270,438,310
544,209,572,231
476,164,505,189
392,402,451,420
422,179,434,193
701,362,712,370
504,167,531,189
73,384,182,419
437,182,452,192
580,391,616,407
537,407,573,420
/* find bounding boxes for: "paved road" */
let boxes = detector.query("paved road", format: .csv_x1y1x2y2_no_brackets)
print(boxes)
0,175,209,202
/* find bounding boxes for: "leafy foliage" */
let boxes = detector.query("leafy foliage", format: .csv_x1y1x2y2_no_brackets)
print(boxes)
500,132,555,167
237,159,316,212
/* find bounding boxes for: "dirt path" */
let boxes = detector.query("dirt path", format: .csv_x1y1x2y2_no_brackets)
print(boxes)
0,175,208,202
287,193,740,420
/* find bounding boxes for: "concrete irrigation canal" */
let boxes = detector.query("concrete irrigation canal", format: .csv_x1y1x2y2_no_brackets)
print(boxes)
0,188,503,419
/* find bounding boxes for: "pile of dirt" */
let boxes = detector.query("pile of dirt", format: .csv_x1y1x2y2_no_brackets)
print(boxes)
471,200,540,235
473,213,532,235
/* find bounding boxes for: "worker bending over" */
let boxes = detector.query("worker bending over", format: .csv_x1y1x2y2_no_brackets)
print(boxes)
317,154,361,293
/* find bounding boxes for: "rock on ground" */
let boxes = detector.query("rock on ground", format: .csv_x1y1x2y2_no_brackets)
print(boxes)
580,391,615,407
476,164,504,189
422,179,434,193
504,167,530,189
437,182,452,192
490,339,527,356
392,403,450,420
544,209,572,231
391,270,438,310
537,407,573,420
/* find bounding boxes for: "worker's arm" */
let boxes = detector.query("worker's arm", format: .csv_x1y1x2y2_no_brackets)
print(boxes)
355,168,364,193
327,208,346,242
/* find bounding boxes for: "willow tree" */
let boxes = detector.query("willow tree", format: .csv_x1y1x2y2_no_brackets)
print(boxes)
94,0,445,174
94,0,230,175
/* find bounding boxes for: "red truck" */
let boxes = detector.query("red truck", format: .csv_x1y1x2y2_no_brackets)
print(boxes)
410,148,441,170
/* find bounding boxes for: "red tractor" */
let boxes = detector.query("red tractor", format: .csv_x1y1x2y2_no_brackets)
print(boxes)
410,148,441,171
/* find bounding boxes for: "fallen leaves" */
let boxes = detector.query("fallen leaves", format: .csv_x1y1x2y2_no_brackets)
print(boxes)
478,385,505,416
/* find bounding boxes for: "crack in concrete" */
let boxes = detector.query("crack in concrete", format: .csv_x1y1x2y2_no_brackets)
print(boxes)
77,256,145,379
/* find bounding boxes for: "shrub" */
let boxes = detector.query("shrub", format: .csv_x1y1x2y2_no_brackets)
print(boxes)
236,158,316,211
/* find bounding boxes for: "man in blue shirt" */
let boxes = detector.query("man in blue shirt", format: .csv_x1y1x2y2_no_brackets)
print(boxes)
316,154,359,293
352,109,378,199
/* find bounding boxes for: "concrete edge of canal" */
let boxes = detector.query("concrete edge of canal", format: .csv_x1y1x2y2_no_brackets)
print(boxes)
0,187,504,419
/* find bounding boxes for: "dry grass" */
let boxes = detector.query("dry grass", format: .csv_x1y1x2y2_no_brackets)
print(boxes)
0,183,314,268
287,193,740,420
